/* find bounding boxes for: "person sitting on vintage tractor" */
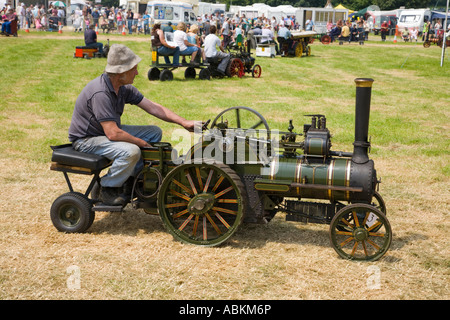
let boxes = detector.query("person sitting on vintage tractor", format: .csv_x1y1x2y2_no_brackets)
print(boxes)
204,25,230,76
84,24,104,55
277,23,293,56
68,44,197,206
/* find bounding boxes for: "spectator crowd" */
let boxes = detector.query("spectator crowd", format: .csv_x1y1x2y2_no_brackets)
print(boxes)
1,2,448,42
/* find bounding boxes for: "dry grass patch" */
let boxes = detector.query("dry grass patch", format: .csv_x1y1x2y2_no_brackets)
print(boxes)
0,36,449,301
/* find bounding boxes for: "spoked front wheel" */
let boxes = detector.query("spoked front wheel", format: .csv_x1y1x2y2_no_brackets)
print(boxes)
252,64,262,78
158,162,247,246
329,203,392,261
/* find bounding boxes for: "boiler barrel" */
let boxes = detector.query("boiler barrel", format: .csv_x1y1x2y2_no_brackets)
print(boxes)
256,156,359,202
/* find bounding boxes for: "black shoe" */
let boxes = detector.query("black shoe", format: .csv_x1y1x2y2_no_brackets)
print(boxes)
121,177,135,203
100,187,127,207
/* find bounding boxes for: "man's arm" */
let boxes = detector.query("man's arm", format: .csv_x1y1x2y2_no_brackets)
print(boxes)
138,98,195,132
100,121,150,148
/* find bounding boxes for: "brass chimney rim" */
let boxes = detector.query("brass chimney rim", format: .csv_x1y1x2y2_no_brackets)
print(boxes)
354,78,374,87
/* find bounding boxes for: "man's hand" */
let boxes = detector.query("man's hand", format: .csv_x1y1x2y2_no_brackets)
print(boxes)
181,119,197,132
138,98,203,133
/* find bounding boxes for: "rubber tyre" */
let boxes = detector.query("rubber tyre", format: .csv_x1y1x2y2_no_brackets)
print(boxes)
184,66,196,79
159,69,173,81
50,192,94,233
199,68,211,80
148,67,160,81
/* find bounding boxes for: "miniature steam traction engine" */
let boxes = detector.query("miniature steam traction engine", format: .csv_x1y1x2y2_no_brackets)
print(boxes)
50,78,391,261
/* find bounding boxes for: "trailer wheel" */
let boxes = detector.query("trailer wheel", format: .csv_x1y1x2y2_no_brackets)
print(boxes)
159,69,173,81
158,162,247,247
148,67,160,81
50,192,94,233
329,203,392,261
199,68,211,80
184,66,196,79
423,41,431,48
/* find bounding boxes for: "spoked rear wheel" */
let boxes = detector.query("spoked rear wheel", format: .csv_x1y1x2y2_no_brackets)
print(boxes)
321,35,331,44
227,58,244,78
158,162,247,246
329,203,392,261
294,42,303,57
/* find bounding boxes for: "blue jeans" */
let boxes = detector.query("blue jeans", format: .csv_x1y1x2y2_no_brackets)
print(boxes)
72,125,162,187
180,46,198,56
157,45,180,65
1,21,11,34
86,42,103,53
127,20,133,34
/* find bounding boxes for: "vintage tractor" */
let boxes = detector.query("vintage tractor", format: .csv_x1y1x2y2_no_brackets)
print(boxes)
148,34,261,80
280,31,316,57
207,33,262,79
423,31,450,48
74,39,110,59
49,78,391,261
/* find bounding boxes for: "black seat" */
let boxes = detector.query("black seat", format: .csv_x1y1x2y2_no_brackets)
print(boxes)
206,57,220,64
51,144,111,171
76,46,97,50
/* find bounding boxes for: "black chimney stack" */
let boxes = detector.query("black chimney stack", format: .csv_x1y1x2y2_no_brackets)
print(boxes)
352,78,374,164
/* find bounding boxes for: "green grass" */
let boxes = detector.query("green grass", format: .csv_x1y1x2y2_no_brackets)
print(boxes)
1,34,449,163
1,34,449,165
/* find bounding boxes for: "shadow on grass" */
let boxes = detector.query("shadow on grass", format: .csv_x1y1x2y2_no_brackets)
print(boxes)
88,207,421,263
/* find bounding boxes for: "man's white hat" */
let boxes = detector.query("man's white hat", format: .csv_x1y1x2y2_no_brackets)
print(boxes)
105,44,142,74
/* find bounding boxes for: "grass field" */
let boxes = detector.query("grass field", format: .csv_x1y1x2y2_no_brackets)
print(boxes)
0,30,449,300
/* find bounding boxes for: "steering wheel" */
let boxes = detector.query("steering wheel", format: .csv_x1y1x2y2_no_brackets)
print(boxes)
210,106,271,140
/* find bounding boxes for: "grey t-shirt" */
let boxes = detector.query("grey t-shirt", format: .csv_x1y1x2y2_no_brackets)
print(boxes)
68,73,144,142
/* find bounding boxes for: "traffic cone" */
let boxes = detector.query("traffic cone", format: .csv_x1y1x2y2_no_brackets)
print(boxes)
58,22,62,34
393,34,397,43
25,21,29,33
122,28,126,36
95,24,98,35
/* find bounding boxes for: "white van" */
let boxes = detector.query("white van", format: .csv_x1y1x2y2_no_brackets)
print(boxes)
146,1,197,29
397,9,431,34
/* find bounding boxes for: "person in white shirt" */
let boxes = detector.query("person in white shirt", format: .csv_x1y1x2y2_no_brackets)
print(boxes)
173,21,199,65
204,25,230,76
221,17,231,48
434,20,441,36
261,24,280,55
410,27,418,42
